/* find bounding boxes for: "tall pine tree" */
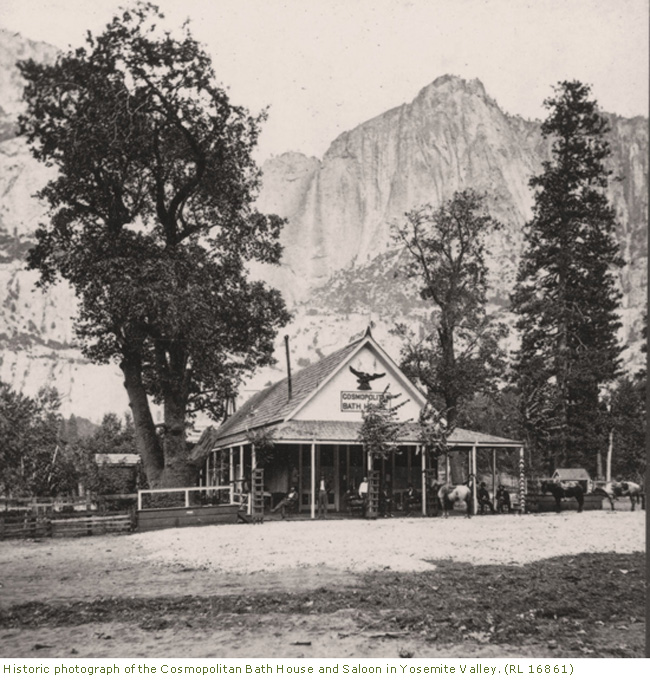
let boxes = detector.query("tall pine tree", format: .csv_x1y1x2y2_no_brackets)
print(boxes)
512,81,624,472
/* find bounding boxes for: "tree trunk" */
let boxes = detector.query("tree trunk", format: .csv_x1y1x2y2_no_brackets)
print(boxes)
439,321,458,429
555,278,569,468
120,354,164,487
606,428,613,482
160,389,195,487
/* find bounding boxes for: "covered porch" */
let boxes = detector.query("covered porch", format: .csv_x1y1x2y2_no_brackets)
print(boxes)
195,421,525,518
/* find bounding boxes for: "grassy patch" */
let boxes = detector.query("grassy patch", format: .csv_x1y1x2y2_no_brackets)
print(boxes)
2,552,644,656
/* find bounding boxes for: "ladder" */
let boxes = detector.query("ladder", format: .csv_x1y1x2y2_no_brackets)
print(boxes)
251,468,265,523
367,471,380,519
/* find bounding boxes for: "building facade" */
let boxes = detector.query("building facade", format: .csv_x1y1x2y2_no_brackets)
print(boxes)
191,329,525,517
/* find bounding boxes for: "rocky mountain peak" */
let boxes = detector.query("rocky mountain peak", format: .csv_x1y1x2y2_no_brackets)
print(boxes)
0,28,646,419
421,74,489,99
0,29,58,120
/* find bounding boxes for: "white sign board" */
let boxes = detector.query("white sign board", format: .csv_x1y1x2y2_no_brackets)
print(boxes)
340,391,390,413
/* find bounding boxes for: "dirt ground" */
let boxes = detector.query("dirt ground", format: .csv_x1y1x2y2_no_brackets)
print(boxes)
0,510,645,658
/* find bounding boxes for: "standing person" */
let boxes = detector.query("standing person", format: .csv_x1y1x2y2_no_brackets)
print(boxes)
317,474,329,519
380,483,393,518
358,476,369,517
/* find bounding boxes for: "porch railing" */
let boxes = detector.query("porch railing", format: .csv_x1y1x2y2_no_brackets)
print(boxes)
137,485,232,511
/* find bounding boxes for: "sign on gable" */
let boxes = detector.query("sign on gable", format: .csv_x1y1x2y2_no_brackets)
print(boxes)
340,390,391,413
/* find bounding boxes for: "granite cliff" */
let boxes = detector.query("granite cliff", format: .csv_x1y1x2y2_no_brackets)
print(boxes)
0,32,647,418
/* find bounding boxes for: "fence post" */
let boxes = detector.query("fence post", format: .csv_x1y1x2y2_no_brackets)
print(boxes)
185,489,190,508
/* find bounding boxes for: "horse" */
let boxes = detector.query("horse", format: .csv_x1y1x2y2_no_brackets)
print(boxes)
438,480,473,518
595,481,644,511
540,479,584,513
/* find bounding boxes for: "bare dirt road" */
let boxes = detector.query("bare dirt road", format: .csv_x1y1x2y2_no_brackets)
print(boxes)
0,511,645,658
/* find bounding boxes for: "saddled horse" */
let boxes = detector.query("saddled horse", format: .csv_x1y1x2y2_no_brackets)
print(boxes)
540,479,584,513
595,481,644,511
438,481,473,518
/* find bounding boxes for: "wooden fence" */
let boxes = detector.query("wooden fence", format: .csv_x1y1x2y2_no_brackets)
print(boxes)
0,513,133,541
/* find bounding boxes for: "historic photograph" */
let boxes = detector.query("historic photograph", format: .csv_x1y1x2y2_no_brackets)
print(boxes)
0,0,646,659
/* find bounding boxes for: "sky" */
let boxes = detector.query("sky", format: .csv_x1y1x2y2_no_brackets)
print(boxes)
1,0,648,161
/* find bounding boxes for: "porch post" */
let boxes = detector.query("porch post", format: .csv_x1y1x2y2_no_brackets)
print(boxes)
420,445,426,515
492,448,497,502
249,444,256,515
299,443,303,511
310,441,316,519
472,442,478,514
239,444,244,507
229,447,234,504
518,446,526,514
334,444,340,511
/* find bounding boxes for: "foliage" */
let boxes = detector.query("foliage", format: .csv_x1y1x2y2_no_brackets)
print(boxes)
0,383,65,497
606,375,646,481
456,389,523,442
246,428,276,467
417,402,449,460
358,388,407,462
0,385,146,498
18,2,290,487
88,413,137,455
392,189,507,427
512,81,624,472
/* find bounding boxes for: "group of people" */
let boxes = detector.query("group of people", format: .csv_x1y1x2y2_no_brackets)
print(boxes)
477,481,512,514
269,477,513,519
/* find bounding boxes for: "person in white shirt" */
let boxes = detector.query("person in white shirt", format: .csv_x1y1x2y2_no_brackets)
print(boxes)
317,475,329,519
358,476,369,516
358,477,369,498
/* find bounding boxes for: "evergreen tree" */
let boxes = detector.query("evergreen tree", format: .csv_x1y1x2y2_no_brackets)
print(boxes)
512,81,624,472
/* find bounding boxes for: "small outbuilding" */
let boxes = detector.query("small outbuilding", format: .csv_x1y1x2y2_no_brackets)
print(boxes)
552,468,592,493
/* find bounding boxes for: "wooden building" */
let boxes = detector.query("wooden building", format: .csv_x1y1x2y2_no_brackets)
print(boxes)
191,329,525,517
552,467,593,493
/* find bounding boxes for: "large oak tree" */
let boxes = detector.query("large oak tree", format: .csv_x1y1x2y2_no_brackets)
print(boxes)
18,3,290,487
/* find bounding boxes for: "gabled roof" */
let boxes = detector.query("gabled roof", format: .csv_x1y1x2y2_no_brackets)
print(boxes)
553,468,592,480
189,329,428,458
211,336,361,437
188,328,525,460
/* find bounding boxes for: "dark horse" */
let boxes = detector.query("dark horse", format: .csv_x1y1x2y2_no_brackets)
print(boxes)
541,480,584,513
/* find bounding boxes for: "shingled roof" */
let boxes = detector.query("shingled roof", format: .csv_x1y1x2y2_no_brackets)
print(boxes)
206,420,524,449
552,468,592,481
208,337,361,439
189,330,524,462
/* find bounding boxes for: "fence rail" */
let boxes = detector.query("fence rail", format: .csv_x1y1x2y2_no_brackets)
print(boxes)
51,515,132,537
137,485,232,510
0,513,132,541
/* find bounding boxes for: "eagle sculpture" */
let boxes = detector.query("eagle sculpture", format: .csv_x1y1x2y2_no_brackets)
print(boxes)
349,366,386,390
